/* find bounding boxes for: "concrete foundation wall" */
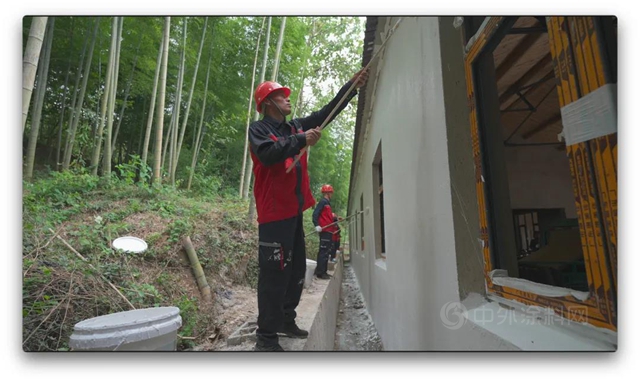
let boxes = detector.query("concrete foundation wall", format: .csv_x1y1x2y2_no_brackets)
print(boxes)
348,17,514,350
303,258,344,351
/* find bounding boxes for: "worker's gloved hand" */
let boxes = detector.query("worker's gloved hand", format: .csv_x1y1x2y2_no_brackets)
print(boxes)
305,128,322,147
315,226,322,233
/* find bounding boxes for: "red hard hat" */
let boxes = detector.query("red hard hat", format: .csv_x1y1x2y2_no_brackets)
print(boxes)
321,184,334,193
254,81,291,113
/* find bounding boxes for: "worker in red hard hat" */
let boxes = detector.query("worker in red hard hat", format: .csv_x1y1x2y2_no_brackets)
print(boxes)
249,69,369,352
312,184,338,279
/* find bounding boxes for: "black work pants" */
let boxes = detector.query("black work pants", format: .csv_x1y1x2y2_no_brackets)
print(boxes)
314,232,333,276
256,214,306,345
331,239,340,259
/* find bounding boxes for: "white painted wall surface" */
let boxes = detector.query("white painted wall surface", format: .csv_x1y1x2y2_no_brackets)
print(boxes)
349,17,517,350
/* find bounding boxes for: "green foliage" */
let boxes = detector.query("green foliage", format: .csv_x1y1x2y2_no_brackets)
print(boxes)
23,16,364,202
167,218,191,243
125,282,162,306
175,295,198,339
116,154,152,186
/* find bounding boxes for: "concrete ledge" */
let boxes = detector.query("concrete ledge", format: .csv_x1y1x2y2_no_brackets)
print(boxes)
217,258,344,351
464,296,616,351
303,258,343,351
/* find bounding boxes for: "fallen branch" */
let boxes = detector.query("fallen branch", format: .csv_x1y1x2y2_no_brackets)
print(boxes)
49,228,136,310
23,300,64,346
23,227,62,277
56,274,75,350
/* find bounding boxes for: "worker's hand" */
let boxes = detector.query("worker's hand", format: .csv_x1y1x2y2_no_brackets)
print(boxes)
305,127,322,146
350,67,369,89
315,226,322,233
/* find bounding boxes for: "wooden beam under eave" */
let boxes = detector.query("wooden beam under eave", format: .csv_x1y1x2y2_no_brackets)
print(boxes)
495,33,545,83
499,53,553,104
501,70,555,112
521,113,562,139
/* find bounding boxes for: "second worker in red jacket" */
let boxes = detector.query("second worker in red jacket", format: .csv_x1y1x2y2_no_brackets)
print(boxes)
312,184,338,279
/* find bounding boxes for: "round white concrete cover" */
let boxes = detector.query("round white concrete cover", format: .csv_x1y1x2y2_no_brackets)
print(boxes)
112,236,148,253
69,307,182,350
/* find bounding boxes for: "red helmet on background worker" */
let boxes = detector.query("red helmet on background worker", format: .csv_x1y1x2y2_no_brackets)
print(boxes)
254,81,291,113
321,184,334,193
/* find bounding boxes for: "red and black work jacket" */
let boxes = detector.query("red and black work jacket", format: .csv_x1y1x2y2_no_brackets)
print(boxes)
249,81,358,225
332,217,341,242
312,197,338,234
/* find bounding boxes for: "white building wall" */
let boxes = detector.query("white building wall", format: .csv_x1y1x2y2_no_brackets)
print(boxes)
348,17,516,350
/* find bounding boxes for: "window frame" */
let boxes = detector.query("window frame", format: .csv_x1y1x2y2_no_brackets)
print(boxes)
372,141,386,259
360,193,365,251
463,16,616,331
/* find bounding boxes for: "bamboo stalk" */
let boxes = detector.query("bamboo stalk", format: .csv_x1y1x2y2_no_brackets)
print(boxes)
182,236,212,302
286,18,403,173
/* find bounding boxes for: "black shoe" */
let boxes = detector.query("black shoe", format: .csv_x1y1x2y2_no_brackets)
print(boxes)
316,273,331,280
278,322,309,338
254,341,285,351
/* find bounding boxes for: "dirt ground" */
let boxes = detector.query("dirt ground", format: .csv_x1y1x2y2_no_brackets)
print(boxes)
334,263,384,351
191,261,384,351
187,284,258,351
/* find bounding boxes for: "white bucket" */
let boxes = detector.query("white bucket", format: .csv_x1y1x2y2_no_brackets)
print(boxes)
69,307,182,351
304,259,317,288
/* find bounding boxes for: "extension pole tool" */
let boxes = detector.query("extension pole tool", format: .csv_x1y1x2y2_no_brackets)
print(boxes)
286,18,404,173
304,208,368,237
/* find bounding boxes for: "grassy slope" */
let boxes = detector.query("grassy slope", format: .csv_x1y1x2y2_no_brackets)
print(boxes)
22,171,261,351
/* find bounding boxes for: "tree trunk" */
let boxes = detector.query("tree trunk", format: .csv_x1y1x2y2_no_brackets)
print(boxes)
292,18,316,119
169,18,188,186
61,24,90,171
247,179,256,222
137,99,146,157
90,17,118,176
24,18,54,180
53,17,74,170
102,17,123,177
91,28,102,153
153,17,171,185
141,32,164,166
62,18,99,171
22,17,48,132
239,17,266,197
271,17,286,82
162,105,176,171
174,17,208,183
187,31,215,191
242,16,272,200
112,35,143,153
